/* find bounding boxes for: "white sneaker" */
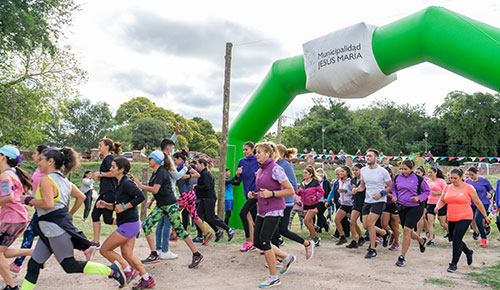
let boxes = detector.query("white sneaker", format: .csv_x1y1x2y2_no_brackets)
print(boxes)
159,251,178,260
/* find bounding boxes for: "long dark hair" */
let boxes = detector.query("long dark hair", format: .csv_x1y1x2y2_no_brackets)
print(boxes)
429,167,445,179
4,154,33,191
42,147,80,175
340,166,352,179
81,170,92,184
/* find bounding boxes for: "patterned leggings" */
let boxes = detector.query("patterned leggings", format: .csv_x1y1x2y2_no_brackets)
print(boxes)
288,209,304,229
14,213,36,267
142,203,189,240
178,191,199,220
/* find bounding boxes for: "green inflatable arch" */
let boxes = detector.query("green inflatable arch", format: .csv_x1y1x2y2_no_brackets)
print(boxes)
226,6,500,228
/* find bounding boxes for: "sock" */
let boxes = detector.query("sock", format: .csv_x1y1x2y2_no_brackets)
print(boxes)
21,279,35,290
124,266,132,272
193,251,200,257
83,261,112,276
151,251,158,256
142,273,150,280
283,255,291,264
269,275,279,281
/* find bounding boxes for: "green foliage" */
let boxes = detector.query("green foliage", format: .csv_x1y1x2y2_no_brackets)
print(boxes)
468,262,500,289
423,278,454,286
129,118,166,152
106,125,133,152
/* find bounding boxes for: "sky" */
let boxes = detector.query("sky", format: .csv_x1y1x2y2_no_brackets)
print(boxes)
66,0,500,132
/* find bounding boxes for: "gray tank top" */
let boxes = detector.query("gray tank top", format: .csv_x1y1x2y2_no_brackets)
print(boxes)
38,172,71,237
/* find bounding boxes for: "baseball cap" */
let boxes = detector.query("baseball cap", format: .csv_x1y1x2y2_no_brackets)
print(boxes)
149,150,165,165
0,145,20,160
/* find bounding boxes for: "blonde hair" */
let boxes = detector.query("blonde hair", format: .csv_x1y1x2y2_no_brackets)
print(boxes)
277,144,297,161
255,142,279,161
304,165,320,180
316,168,327,179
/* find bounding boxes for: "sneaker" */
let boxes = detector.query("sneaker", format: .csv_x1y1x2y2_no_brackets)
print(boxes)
336,236,347,246
485,226,491,236
357,237,366,247
426,240,435,247
480,238,487,247
389,234,394,246
249,246,257,251
109,261,126,288
447,263,457,273
215,230,223,242
259,277,280,288
202,232,214,245
443,232,449,239
466,249,474,265
332,231,340,239
313,236,321,247
192,236,203,243
472,232,479,240
419,237,427,253
305,241,314,260
132,277,156,290
2,286,19,290
84,246,97,261
188,253,204,269
227,228,235,242
345,240,358,249
279,256,296,274
94,242,101,250
141,253,160,264
170,233,178,242
396,255,406,267
382,230,392,248
265,260,283,269
240,241,252,252
364,248,377,259
389,242,400,251
9,263,20,274
124,268,139,284
159,251,178,260
278,236,285,246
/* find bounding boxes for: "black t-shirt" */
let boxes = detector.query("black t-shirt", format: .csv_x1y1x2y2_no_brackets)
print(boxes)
99,155,117,202
194,168,216,200
115,176,145,226
351,177,366,205
149,166,177,206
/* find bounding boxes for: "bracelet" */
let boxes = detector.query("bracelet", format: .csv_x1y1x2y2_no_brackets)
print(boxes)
122,202,127,211
99,172,103,177
272,191,275,197
24,196,34,206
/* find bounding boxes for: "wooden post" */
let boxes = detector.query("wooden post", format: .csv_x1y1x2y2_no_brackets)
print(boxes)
276,115,282,144
217,42,232,218
140,167,149,222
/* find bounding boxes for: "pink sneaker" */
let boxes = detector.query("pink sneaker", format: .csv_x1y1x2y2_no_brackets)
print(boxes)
305,240,315,260
240,241,252,252
389,242,400,251
480,238,487,247
125,268,139,283
9,263,20,274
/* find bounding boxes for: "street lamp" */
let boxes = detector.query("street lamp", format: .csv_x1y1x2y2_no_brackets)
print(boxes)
424,131,429,153
166,120,170,138
322,127,325,152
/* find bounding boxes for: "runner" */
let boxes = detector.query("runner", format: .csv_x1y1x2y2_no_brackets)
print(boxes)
391,159,430,267
80,170,94,223
224,168,238,226
288,196,304,232
296,166,324,247
380,166,401,251
235,142,260,252
426,167,448,246
20,147,126,290
435,168,490,272
353,148,392,259
0,145,34,290
92,138,122,246
333,166,353,246
414,165,430,238
135,150,204,269
315,168,330,233
465,167,494,247
346,163,366,249
248,142,295,288
97,157,155,289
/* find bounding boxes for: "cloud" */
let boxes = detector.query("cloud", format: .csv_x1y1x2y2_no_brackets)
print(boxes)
111,71,168,96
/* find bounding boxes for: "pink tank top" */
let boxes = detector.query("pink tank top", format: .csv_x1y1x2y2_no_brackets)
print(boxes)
0,170,29,223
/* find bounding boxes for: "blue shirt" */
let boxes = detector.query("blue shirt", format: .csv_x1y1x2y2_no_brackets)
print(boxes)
236,155,259,198
466,177,493,205
277,159,298,207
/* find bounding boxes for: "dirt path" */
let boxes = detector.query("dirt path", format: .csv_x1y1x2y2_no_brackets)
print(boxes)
8,236,499,290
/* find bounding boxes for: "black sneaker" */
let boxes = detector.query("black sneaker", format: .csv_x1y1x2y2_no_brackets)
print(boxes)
278,236,285,246
227,228,235,242
382,230,392,248
396,255,405,267
426,239,435,247
313,236,321,247
215,230,223,242
485,226,491,236
345,240,358,249
192,236,203,243
364,248,377,259
109,261,126,288
466,249,473,265
2,286,19,290
357,237,366,247
332,231,340,239
472,232,479,240
443,232,449,239
141,253,160,264
336,236,347,246
419,237,427,253
447,263,457,273
189,253,204,269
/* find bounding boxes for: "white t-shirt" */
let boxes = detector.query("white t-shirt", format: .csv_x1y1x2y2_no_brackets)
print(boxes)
360,165,391,204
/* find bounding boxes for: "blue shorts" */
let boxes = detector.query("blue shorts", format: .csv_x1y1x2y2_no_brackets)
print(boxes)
225,200,234,211
116,220,141,238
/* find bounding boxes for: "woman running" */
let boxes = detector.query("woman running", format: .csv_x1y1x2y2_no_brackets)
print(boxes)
315,168,331,233
392,160,430,267
426,167,448,246
435,168,490,272
297,166,324,247
334,166,353,245
235,142,260,252
465,167,494,247
92,138,122,246
136,150,204,269
98,157,155,289
249,142,295,288
81,170,94,223
414,166,430,236
288,195,304,233
11,145,48,274
0,145,34,290
381,166,401,250
20,147,126,290
346,163,366,249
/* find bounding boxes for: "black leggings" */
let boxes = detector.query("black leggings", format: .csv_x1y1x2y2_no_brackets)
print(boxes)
83,190,93,219
272,207,305,246
254,216,280,251
198,199,229,232
316,202,328,230
448,219,472,265
239,198,257,238
224,210,232,226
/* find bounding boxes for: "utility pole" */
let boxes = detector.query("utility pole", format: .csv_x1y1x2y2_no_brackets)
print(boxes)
217,42,232,218
276,115,283,144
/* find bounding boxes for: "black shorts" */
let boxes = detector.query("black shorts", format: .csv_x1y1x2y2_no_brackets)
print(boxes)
352,197,364,212
91,200,114,224
398,203,424,229
303,203,319,213
426,203,447,217
384,203,399,215
339,205,352,213
362,202,386,216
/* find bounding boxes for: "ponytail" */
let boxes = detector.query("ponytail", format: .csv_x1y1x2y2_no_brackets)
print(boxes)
277,144,297,160
42,147,80,174
3,152,33,191
100,138,123,155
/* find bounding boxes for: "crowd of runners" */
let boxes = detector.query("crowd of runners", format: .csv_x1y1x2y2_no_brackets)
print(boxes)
0,130,498,289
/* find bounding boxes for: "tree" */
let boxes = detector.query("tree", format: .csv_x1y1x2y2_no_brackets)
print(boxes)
129,118,166,152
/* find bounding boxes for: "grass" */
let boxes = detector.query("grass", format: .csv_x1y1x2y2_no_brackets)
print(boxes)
468,262,500,289
424,278,454,286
